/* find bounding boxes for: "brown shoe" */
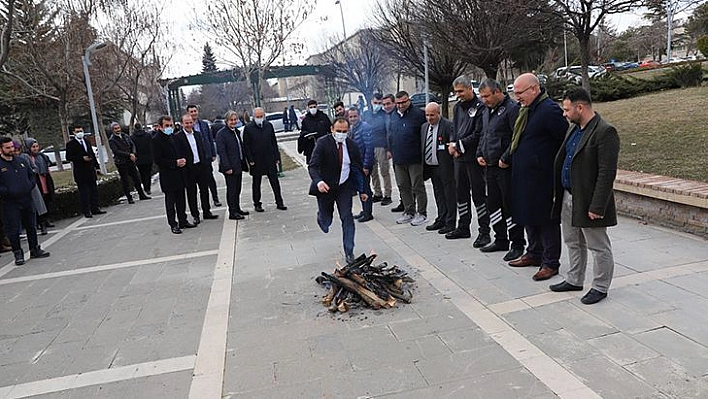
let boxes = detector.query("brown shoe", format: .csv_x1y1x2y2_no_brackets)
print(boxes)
533,266,559,281
508,254,541,267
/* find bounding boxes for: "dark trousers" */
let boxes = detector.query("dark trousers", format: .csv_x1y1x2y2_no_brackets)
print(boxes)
430,162,457,228
223,171,243,216
486,166,525,248
3,199,38,251
316,181,355,257
204,162,220,202
164,189,187,228
252,168,284,207
359,173,373,217
136,163,152,194
454,161,489,234
184,163,211,218
525,223,562,269
117,163,146,199
76,180,100,215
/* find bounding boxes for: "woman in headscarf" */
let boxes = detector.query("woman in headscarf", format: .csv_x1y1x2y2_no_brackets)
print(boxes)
23,138,55,235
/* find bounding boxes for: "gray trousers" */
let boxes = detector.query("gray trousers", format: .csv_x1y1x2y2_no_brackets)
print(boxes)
394,162,427,216
370,147,392,197
561,191,615,292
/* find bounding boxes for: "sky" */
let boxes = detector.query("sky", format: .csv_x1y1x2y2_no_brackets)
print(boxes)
163,0,658,79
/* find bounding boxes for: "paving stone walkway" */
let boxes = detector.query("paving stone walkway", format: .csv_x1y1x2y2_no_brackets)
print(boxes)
0,141,707,398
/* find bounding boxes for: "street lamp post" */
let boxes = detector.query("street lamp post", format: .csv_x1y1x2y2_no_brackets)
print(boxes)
82,42,107,175
423,35,430,105
335,0,346,39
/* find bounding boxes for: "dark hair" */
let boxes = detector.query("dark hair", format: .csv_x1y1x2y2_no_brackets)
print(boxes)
186,104,198,111
563,88,592,105
395,90,409,99
479,78,503,93
71,125,83,132
333,101,344,109
307,99,317,106
373,93,383,100
382,94,395,102
331,117,350,127
0,136,12,145
157,115,172,127
347,106,359,114
134,122,142,130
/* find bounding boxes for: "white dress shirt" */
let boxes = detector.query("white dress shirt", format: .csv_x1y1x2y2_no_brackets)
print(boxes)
184,130,201,164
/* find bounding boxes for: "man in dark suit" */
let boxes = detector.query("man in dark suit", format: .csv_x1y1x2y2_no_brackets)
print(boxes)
476,79,525,262
216,110,250,220
421,102,457,234
174,114,218,225
130,123,154,195
550,88,620,305
65,125,106,218
108,122,150,204
151,116,195,234
308,117,369,264
188,104,222,207
243,107,287,212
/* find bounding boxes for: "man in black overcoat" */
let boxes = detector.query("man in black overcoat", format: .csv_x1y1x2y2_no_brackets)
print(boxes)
65,125,105,218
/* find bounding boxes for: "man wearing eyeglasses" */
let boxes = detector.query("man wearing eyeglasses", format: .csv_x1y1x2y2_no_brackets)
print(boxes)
502,73,568,282
308,117,368,265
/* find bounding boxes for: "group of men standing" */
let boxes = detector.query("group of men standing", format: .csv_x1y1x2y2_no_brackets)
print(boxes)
307,73,620,304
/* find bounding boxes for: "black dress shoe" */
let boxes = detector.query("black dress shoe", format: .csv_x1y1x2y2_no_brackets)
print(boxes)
229,214,245,220
92,209,107,215
390,202,404,212
254,205,264,213
213,200,222,207
14,250,24,266
445,229,471,240
581,289,607,305
139,195,151,200
371,195,383,203
425,221,445,231
353,211,364,220
358,214,373,222
84,213,93,218
171,226,182,234
380,197,392,206
44,221,55,228
438,226,455,235
550,281,584,292
276,204,288,211
503,248,524,262
127,198,135,204
203,213,219,220
480,241,509,253
473,234,492,248
180,221,197,229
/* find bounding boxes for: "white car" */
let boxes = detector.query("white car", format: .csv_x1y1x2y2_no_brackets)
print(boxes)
265,112,285,133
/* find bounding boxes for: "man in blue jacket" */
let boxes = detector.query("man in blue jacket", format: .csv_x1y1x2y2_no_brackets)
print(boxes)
348,107,374,222
387,90,428,226
188,104,222,207
363,93,392,205
0,136,50,265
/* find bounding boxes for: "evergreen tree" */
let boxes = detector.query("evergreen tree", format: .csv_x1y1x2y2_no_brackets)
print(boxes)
202,43,218,72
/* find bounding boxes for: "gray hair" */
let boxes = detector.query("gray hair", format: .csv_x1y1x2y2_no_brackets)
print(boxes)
110,122,121,129
224,110,239,121
453,75,475,88
479,78,503,93
253,107,265,115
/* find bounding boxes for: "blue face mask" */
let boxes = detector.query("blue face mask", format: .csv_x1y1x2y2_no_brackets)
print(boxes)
372,104,382,113
164,127,174,135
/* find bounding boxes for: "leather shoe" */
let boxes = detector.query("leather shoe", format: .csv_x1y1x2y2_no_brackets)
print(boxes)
371,195,383,203
353,212,364,220
550,281,583,292
480,241,508,253
503,248,524,262
213,201,222,207
229,214,245,220
139,195,151,200
127,198,135,204
473,234,492,248
508,254,541,267
380,197,392,206
425,221,445,231
14,250,24,266
171,226,182,234
203,213,219,220
237,209,250,215
30,248,50,258
358,214,373,222
532,266,559,281
255,205,265,213
390,202,404,212
276,204,288,211
193,216,201,225
581,289,607,305
84,213,93,218
92,209,107,215
445,229,471,240
438,226,455,235
179,221,197,229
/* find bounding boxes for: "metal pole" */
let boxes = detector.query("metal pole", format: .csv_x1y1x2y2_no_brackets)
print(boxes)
564,29,568,68
423,38,430,104
82,51,107,175
666,3,673,62
336,0,346,39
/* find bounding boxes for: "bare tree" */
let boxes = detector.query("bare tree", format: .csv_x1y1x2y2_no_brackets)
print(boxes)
200,0,313,106
0,0,16,69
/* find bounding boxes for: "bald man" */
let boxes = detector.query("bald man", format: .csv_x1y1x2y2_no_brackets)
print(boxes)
502,73,568,281
421,103,457,233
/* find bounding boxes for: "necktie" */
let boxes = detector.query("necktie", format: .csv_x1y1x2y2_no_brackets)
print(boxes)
338,143,343,167
425,125,434,164
79,139,87,152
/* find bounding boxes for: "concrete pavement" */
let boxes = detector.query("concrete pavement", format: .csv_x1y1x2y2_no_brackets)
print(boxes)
1,142,707,398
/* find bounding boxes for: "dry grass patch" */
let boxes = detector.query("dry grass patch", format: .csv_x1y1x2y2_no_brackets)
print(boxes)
594,85,708,182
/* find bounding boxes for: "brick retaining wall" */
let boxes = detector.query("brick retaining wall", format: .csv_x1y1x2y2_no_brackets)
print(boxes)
614,170,708,238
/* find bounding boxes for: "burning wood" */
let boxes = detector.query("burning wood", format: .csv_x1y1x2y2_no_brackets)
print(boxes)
315,254,415,313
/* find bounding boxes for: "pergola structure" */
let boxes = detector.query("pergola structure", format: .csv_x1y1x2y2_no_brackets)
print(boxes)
159,64,335,117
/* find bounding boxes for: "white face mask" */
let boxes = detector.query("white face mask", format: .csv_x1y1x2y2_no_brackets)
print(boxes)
254,117,264,126
333,132,347,143
75,132,85,139
308,108,317,115
372,104,382,113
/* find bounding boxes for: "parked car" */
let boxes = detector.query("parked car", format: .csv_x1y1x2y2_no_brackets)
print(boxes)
41,145,67,166
265,112,285,133
551,65,605,84
410,92,442,108
639,60,661,68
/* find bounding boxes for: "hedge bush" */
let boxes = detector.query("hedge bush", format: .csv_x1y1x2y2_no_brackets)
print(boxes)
51,173,125,219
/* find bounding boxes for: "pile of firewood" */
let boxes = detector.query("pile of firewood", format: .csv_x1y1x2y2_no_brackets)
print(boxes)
315,254,415,313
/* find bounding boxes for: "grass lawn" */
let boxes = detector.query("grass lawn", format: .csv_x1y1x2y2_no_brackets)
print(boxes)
593,85,708,182
279,148,300,172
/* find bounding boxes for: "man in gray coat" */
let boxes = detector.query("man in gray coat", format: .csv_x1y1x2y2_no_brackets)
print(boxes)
550,88,620,305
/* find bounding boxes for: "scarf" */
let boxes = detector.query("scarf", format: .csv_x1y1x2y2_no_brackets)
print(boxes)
510,91,548,154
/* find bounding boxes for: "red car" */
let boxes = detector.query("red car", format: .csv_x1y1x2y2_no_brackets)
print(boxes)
639,60,661,68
